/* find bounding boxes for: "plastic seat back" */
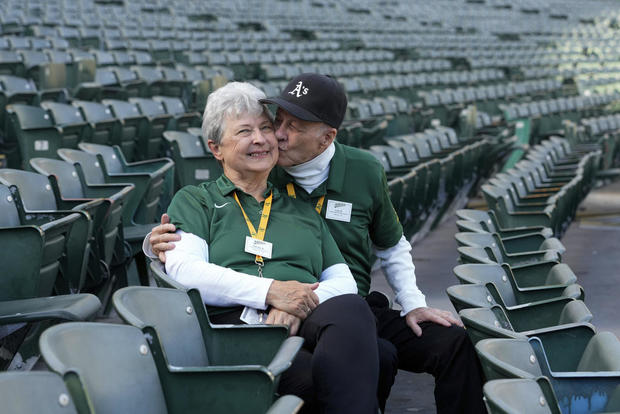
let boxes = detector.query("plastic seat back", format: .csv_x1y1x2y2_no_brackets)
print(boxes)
9,104,54,129
102,99,142,120
154,96,187,115
78,142,123,173
483,378,560,414
476,338,543,380
0,169,57,210
130,97,167,117
576,332,620,372
29,158,84,199
0,371,78,414
41,102,85,125
40,323,168,414
163,131,206,157
113,287,209,366
57,148,106,184
73,100,115,123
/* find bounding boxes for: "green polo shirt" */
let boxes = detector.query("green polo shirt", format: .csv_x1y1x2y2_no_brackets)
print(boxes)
271,142,403,296
167,174,345,315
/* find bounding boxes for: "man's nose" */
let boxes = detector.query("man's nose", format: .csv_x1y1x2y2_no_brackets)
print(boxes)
274,122,286,139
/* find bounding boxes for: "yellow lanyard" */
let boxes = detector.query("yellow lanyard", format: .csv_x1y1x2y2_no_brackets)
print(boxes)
233,191,273,267
286,183,325,214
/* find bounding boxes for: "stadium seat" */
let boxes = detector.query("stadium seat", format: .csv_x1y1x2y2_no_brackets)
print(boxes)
128,97,174,159
453,263,583,298
459,302,593,345
111,66,148,97
60,143,173,230
0,169,97,292
113,286,302,388
3,104,70,168
455,232,565,257
153,96,201,131
40,322,303,414
0,183,100,369
455,209,555,239
162,131,221,188
0,371,80,413
71,100,130,158
477,336,620,413
29,157,134,297
39,101,91,148
483,378,561,414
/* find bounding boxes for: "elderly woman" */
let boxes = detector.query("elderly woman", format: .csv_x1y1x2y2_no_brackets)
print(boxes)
164,82,380,413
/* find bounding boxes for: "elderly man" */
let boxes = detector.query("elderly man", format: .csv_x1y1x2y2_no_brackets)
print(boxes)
148,74,486,413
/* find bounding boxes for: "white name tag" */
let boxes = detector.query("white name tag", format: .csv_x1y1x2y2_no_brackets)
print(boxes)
244,236,273,259
325,199,352,222
240,307,264,324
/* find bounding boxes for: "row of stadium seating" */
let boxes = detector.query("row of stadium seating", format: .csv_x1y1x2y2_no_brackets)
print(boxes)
448,136,620,413
3,94,200,168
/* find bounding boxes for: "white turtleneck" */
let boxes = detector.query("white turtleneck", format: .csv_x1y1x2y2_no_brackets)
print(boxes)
282,142,335,194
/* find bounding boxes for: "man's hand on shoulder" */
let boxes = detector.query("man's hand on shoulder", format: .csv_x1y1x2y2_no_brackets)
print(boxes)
151,213,181,262
405,306,463,337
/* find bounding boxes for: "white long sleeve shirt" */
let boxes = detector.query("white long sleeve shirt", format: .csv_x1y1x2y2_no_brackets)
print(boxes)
162,231,356,308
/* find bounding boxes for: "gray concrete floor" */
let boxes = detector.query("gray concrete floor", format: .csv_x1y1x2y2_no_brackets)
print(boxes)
372,179,620,414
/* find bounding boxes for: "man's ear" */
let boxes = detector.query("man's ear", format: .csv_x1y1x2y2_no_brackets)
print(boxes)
207,140,224,161
319,127,337,149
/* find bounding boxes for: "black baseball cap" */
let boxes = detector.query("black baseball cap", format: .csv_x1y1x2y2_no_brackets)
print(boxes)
260,73,348,129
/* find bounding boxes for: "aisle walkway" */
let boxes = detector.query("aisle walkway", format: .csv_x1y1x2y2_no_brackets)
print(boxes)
373,179,620,414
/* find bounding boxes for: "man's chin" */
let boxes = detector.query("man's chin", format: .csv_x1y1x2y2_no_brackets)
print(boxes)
276,157,295,167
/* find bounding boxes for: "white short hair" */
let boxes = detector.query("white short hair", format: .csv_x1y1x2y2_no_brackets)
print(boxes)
201,82,271,144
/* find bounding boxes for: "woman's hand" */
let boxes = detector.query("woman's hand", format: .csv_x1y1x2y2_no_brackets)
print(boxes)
265,308,302,336
266,280,320,320
150,214,181,262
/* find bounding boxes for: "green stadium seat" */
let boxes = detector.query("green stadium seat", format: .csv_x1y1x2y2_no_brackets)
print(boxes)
477,336,620,413
40,322,303,414
0,371,81,413
40,101,91,149
128,97,174,159
65,143,173,232
456,209,555,239
153,96,201,131
3,104,67,168
0,50,24,77
456,243,561,268
0,168,96,292
111,66,148,97
455,232,564,259
453,263,583,300
113,286,302,391
459,302,593,345
29,157,134,297
162,131,221,188
71,100,129,157
483,378,561,414
0,183,100,370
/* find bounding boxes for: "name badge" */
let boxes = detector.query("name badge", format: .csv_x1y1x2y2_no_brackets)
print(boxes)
325,199,352,222
245,236,273,259
240,306,265,324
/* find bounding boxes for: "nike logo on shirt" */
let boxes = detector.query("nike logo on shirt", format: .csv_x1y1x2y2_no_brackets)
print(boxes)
214,202,230,208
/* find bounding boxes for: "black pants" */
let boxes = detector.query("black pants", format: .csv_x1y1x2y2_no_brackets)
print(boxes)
212,294,383,414
366,292,487,414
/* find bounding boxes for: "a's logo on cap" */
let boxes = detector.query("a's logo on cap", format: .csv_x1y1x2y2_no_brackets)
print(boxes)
288,81,309,98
